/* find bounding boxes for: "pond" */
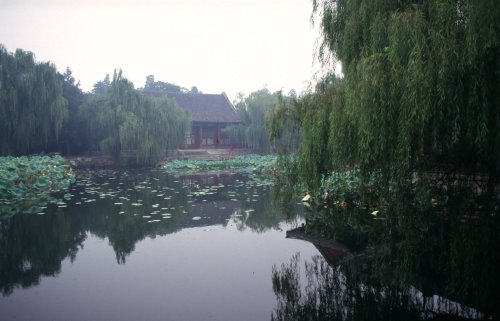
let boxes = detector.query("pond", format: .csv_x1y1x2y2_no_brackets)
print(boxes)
0,169,316,321
1,169,498,321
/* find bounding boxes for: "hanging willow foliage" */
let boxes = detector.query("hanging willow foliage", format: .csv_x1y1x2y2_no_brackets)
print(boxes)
268,74,344,187
266,92,302,155
80,70,189,165
0,45,67,156
301,0,499,189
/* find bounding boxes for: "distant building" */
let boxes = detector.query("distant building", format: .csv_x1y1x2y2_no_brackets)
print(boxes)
165,92,241,149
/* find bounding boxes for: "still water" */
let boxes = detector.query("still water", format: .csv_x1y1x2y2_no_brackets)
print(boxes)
0,169,317,321
2,169,499,321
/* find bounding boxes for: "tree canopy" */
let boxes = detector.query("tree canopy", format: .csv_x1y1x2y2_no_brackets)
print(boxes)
80,71,190,165
0,45,193,163
271,0,500,191
0,46,67,156
58,67,87,155
92,74,110,95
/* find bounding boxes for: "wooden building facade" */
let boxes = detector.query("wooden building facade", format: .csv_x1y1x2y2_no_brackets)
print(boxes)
166,92,241,149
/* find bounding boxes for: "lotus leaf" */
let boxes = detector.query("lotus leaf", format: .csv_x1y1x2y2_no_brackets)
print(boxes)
0,156,75,218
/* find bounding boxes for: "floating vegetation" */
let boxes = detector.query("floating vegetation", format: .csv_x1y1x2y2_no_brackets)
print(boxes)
1,165,304,272
0,156,75,218
164,155,277,175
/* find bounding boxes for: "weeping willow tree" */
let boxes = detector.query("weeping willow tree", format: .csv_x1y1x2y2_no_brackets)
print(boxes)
322,0,498,186
267,92,303,155
80,71,189,165
268,74,345,187
0,45,67,155
273,1,499,192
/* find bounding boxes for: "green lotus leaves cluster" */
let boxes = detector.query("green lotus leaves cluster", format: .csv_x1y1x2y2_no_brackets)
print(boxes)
164,155,277,175
0,156,75,218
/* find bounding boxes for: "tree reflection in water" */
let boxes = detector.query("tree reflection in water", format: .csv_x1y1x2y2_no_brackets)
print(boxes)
0,211,86,296
0,169,302,295
272,188,499,321
272,253,486,321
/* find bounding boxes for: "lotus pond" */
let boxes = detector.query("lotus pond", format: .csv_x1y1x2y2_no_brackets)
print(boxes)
1,165,498,321
0,167,318,321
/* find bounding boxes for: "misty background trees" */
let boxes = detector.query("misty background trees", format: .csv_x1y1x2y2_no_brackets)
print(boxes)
0,46,192,164
0,45,285,164
80,71,190,165
222,88,281,153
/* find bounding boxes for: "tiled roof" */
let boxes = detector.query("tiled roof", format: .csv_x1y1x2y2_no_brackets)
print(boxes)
165,92,241,124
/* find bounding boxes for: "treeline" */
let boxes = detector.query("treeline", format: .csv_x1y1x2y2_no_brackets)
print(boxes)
0,45,190,165
269,0,499,194
0,44,290,163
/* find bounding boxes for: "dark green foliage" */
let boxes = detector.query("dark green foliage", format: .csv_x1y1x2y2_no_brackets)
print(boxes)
271,1,499,195
298,77,344,187
269,74,344,188
0,45,193,163
58,68,88,155
80,70,190,165
273,186,500,320
311,0,500,188
0,45,67,156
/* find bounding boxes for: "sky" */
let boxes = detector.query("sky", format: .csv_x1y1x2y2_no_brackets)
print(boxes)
0,0,321,101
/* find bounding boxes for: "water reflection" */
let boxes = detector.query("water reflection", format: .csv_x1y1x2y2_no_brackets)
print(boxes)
0,211,86,295
0,169,303,296
273,188,500,320
272,254,486,321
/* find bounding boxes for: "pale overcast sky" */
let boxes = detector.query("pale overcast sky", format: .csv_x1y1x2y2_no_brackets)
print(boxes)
0,0,319,101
